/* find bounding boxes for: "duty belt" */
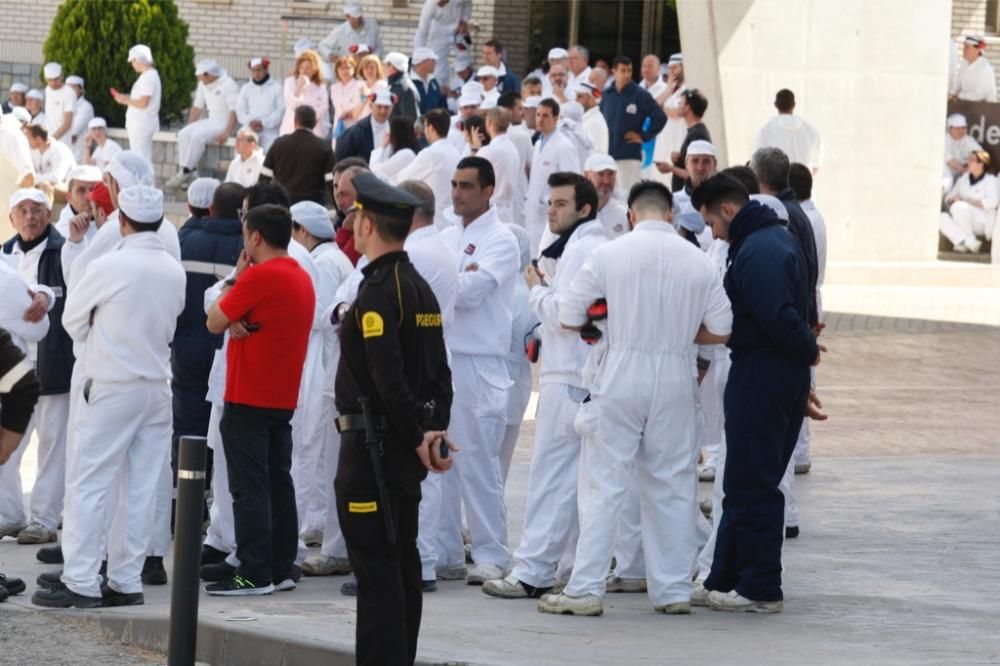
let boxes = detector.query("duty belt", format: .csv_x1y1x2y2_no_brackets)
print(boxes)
335,413,387,433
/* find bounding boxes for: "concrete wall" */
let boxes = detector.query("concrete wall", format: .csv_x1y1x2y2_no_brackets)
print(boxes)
678,0,952,263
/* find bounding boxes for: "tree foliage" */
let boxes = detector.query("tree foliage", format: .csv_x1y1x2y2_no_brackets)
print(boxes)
42,0,196,127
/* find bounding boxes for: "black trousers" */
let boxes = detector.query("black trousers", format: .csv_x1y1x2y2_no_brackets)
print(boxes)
335,431,422,666
704,353,810,602
220,402,298,585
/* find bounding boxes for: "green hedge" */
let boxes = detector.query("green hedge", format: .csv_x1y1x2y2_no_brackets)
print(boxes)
42,0,197,127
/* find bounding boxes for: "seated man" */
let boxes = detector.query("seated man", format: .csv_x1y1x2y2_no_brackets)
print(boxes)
24,124,76,197
225,128,265,188
166,60,239,190
944,113,981,192
82,118,122,171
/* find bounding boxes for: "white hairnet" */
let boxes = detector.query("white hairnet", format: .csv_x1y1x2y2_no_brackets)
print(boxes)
107,151,155,189
118,185,164,223
187,177,221,209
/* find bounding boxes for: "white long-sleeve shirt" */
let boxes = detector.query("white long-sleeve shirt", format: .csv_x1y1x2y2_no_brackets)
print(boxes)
225,148,265,187
582,106,609,156
948,171,1000,213
405,225,458,344
32,140,76,185
370,147,417,184
395,139,461,228
319,18,384,59
62,232,185,383
88,138,121,171
414,0,470,48
69,97,94,161
44,84,76,140
951,55,998,102
236,78,284,135
478,133,526,226
439,207,519,356
194,74,239,120
754,113,824,170
597,199,629,239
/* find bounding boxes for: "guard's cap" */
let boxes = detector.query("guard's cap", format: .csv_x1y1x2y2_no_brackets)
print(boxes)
26,89,44,102
43,62,62,80
187,177,221,209
88,117,108,130
947,113,968,128
548,47,569,61
344,2,363,17
107,151,155,189
195,59,223,77
9,82,28,94
352,171,422,220
87,182,114,214
65,75,84,87
119,185,164,223
384,52,409,72
66,165,103,183
686,140,716,158
584,153,618,173
412,47,438,65
9,188,49,210
128,45,154,65
291,201,335,239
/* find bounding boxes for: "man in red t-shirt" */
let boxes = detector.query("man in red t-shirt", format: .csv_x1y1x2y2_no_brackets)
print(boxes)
205,203,315,596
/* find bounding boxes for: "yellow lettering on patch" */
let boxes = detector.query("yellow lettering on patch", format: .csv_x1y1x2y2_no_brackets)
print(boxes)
348,501,377,513
361,311,384,338
415,313,442,327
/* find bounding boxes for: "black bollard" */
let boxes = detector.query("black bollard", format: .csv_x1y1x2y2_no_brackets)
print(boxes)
168,436,208,666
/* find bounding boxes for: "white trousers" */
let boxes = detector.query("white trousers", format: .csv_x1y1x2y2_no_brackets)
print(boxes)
524,203,547,259
61,380,171,597
500,359,534,484
437,354,510,568
565,355,699,606
699,353,729,470
318,396,348,559
177,118,227,170
695,434,726,581
615,159,642,195
429,36,454,87
0,393,69,529
793,366,816,467
290,353,328,538
126,121,157,165
203,403,234,554
418,472,443,580
940,202,996,246
510,383,584,587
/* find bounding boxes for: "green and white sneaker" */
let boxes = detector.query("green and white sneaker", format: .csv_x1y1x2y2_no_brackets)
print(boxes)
205,574,274,597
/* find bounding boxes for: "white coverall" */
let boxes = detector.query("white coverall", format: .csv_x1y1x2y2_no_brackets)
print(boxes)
60,232,185,598
525,131,582,255
501,241,539,483
437,208,519,569
940,172,999,248
125,69,162,163
318,18,385,59
235,78,284,152
0,124,35,238
510,219,606,589
395,138,461,229
44,84,76,147
560,220,732,606
68,97,94,163
178,75,239,171
413,0,471,86
224,148,265,188
950,55,998,102
754,114,824,171
478,133,526,226
32,140,76,186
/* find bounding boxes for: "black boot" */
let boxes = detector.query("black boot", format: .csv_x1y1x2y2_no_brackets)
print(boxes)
141,556,168,585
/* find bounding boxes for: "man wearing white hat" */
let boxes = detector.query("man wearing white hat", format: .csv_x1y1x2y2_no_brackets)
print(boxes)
525,98,581,254
225,128,265,188
82,118,122,172
112,45,161,163
166,60,239,191
55,165,102,242
672,139,718,250
32,184,185,609
236,58,284,153
25,89,46,128
336,88,394,163
396,109,460,228
576,82,609,156
0,110,35,240
319,2,384,62
446,49,474,113
384,52,420,121
950,35,997,102
414,0,472,88
584,153,628,239
944,113,982,190
42,62,76,148
412,48,446,114
566,46,592,93
0,189,73,546
447,91,481,153
2,82,28,115
477,66,501,107
64,76,94,163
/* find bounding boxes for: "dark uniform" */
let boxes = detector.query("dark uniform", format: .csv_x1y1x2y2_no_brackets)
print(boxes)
334,174,453,666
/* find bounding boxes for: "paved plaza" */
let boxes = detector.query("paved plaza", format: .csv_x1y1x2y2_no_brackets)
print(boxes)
1,309,998,665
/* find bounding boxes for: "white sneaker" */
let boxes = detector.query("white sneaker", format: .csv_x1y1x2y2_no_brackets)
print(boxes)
466,563,505,585
435,564,467,580
537,592,603,616
966,237,983,253
164,170,192,190
605,574,647,593
691,580,709,607
301,530,323,547
551,578,569,595
482,575,530,599
654,601,691,614
707,589,783,613
301,554,352,576
698,466,716,482
16,522,56,544
0,523,26,539
274,578,296,592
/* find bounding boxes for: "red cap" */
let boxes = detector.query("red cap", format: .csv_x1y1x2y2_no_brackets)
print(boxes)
87,182,114,215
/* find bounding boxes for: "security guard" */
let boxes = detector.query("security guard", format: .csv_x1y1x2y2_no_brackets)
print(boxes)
334,172,454,666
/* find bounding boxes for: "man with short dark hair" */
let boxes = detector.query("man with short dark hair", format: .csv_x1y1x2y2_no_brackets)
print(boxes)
659,88,709,192
261,105,336,204
24,124,76,190
336,88,395,163
205,204,316,596
484,39,521,94
411,48,447,114
498,91,533,168
754,89,823,173
525,99,581,253
601,56,666,192
395,108,461,228
692,173,822,613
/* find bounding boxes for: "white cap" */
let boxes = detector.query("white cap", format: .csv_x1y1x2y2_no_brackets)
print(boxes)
128,44,154,65
668,53,683,65
458,93,481,108
384,52,409,72
107,151,155,189
560,100,583,123
686,140,717,158
964,35,986,48
43,62,62,80
88,117,108,130
411,47,438,65
8,188,48,210
548,47,569,61
477,65,499,79
291,201,335,239
66,165,103,183
455,49,472,71
372,87,394,106
585,153,618,173
10,107,31,126
119,185,164,223
344,2,363,17
523,95,542,109
750,193,789,222
9,82,28,94
187,177,221,209
294,37,316,56
65,75,84,87
195,59,223,77
249,57,269,69
462,80,484,97
480,97,497,110
947,113,968,128
26,89,44,102
576,81,601,97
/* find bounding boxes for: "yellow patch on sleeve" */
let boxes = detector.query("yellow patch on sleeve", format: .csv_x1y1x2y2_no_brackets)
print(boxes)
361,311,384,338
348,501,378,513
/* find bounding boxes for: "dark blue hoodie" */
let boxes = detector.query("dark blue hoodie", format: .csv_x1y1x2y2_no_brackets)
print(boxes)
724,200,818,367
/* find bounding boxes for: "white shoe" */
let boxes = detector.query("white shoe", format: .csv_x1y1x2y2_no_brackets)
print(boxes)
274,578,296,592
301,530,323,547
0,523,26,539
707,589,783,613
691,580,709,607
966,237,983,253
605,574,647,593
482,575,531,599
16,522,56,544
952,240,969,253
537,592,603,616
301,554,352,576
165,170,192,190
698,466,716,482
551,578,568,595
654,601,691,615
466,563,505,585
435,564,467,580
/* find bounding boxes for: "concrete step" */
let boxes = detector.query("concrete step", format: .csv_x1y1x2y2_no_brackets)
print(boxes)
826,261,1000,288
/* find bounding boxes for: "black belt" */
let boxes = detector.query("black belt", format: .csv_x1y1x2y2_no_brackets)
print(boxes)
335,413,386,433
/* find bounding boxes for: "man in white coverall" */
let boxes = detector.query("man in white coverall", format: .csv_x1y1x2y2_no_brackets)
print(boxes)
438,157,519,585
537,180,732,617
32,185,185,608
525,99,581,254
753,89,823,174
950,35,997,103
482,172,605,600
414,0,471,88
235,58,284,153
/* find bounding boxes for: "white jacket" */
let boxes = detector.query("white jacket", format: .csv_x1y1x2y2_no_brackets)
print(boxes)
754,113,824,169
406,225,458,345
951,55,998,102
236,78,284,137
478,133,526,226
582,106,609,156
194,74,240,120
225,148,265,187
395,139,461,229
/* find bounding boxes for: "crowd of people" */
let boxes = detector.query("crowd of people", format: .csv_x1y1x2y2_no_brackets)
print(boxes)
0,2,833,663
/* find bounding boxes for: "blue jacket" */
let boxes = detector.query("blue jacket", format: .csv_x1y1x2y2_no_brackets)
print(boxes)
336,116,375,163
599,81,666,161
3,228,72,395
412,76,447,115
776,189,819,327
498,71,521,96
724,201,818,367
